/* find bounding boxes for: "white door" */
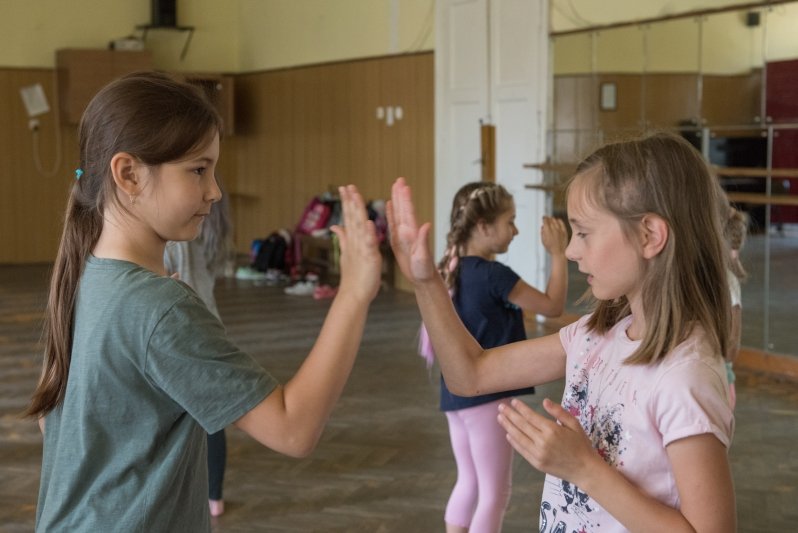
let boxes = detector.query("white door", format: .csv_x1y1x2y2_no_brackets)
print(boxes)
435,0,490,258
436,0,550,288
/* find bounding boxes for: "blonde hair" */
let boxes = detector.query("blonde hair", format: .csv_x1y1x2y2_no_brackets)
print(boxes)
438,182,514,291
570,132,730,365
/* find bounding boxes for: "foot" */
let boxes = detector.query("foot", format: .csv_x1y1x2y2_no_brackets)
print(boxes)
209,499,225,517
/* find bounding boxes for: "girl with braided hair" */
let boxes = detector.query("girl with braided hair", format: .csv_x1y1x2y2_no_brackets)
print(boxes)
422,181,568,533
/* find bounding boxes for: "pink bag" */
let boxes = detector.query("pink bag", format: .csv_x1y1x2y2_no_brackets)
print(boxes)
295,197,332,235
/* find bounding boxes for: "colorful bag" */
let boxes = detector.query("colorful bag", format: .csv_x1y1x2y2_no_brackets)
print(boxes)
295,196,332,235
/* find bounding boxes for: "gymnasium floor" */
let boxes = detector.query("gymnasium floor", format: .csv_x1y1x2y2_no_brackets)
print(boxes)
0,255,795,532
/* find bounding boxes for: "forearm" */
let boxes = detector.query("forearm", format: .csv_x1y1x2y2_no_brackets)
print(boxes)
542,253,568,316
414,275,485,395
280,289,370,450
577,461,700,533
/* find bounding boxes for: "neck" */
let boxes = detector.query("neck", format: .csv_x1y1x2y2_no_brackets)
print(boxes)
463,240,492,260
625,292,646,341
93,210,167,275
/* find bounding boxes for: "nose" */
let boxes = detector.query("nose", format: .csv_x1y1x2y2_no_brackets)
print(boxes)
207,174,222,203
565,234,579,262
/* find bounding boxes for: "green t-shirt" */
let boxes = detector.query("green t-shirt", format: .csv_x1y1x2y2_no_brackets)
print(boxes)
36,256,278,532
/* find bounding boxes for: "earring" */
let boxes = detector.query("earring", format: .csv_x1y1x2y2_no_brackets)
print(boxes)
130,194,137,206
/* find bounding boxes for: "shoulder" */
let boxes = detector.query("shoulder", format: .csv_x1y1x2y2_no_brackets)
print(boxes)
650,327,733,446
559,313,600,347
461,257,518,283
83,256,200,313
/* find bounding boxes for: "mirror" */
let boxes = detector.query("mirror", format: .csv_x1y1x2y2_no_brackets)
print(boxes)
550,1,798,359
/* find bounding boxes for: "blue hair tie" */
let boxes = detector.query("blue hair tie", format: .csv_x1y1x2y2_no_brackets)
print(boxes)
75,168,83,181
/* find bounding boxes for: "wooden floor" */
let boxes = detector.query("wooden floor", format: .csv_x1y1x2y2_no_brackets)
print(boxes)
1,264,796,532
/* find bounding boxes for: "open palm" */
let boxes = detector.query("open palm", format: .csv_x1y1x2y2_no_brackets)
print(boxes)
387,178,436,284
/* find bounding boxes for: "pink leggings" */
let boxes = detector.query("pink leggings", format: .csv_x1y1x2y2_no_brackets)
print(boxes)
444,399,513,532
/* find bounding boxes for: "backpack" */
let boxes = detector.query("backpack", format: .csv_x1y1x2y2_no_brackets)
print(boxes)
295,196,332,235
252,232,289,272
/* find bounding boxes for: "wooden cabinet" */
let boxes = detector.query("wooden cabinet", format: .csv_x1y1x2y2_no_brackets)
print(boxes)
56,49,153,124
178,74,235,135
56,50,235,134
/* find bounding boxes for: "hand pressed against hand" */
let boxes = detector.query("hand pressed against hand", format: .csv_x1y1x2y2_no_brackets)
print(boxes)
330,185,382,304
540,216,568,256
498,398,601,484
387,178,436,284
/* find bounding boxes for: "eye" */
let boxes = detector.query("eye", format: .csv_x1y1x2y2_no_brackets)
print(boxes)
576,232,587,239
192,167,207,176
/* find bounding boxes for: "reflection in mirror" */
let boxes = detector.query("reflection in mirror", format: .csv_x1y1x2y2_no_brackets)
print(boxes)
548,1,798,361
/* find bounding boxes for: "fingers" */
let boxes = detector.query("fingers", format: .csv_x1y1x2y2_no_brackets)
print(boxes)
541,216,568,252
541,397,582,433
390,177,418,230
331,184,377,253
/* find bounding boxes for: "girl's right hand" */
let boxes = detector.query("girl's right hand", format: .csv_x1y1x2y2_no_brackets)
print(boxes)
330,185,382,304
540,216,568,256
387,178,436,285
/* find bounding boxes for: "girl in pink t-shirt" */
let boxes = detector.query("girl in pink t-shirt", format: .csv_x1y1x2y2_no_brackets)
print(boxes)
388,132,735,532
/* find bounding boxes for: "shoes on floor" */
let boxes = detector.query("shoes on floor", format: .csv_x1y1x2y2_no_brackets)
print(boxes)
209,499,224,517
235,266,268,280
313,284,338,300
284,280,316,296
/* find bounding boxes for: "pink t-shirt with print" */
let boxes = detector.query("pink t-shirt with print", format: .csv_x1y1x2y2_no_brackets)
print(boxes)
538,314,734,533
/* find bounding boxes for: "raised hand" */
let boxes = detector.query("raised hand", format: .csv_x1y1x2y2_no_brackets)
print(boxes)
387,178,437,285
330,185,382,304
540,216,568,256
497,398,601,484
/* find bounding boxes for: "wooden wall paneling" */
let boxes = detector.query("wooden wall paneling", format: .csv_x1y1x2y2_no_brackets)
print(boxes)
643,73,699,128
0,68,77,264
228,54,434,262
56,49,153,125
411,54,435,231
597,74,643,132
701,72,761,127
347,59,383,200
328,62,352,187
270,70,297,236
553,76,577,131
378,56,404,197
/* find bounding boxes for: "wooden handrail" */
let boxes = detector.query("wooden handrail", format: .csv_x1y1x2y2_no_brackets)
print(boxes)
523,162,798,208
713,166,798,179
525,161,798,180
523,162,577,174
726,192,798,207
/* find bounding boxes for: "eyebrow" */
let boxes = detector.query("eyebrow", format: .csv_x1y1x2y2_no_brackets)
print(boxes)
187,157,215,165
568,217,587,229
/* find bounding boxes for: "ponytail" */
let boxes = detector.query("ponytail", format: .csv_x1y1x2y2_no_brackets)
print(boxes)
26,191,102,417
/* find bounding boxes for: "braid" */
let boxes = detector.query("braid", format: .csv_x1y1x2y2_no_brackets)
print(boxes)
439,182,514,291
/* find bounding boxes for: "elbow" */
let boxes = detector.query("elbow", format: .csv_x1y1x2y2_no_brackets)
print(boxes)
278,430,321,459
541,301,565,318
445,378,482,397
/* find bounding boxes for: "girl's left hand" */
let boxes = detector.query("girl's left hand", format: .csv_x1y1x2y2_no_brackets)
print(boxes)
498,398,601,484
540,216,568,256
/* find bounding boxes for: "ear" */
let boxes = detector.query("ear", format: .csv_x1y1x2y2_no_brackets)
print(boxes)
109,152,143,197
639,214,669,259
475,218,491,236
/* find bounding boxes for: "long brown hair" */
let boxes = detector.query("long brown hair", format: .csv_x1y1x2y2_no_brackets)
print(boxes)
570,132,730,365
438,182,514,291
26,72,223,418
